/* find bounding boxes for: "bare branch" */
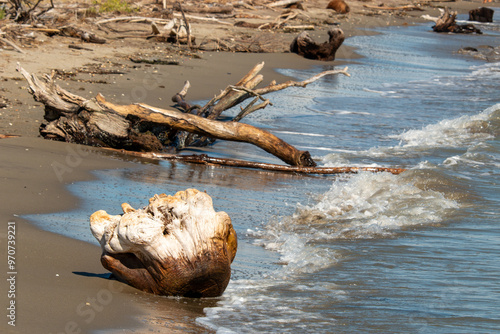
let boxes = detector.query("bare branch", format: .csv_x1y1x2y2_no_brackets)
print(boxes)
255,67,350,95
103,149,407,175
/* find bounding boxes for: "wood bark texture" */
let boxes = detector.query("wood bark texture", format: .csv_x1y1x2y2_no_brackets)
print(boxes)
469,7,494,23
290,28,345,61
327,0,350,14
433,8,482,34
90,189,237,297
58,26,107,44
103,149,408,175
18,62,350,167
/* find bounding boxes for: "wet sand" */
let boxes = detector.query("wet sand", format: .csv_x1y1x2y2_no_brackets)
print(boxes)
0,1,491,332
0,137,142,333
0,51,315,333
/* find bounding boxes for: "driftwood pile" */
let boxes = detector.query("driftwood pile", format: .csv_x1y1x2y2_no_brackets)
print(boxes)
4,0,54,23
17,62,408,174
0,0,352,54
433,7,482,34
17,62,350,167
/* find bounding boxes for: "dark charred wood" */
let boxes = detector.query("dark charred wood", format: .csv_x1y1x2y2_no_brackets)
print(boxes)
129,57,180,65
290,28,345,61
326,0,350,14
469,7,494,23
68,44,94,51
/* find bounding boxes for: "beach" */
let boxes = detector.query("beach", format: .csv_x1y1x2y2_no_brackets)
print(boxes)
1,0,497,333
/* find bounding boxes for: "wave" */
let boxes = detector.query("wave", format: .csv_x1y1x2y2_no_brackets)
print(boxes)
468,62,500,78
248,170,459,280
291,172,458,238
390,103,499,148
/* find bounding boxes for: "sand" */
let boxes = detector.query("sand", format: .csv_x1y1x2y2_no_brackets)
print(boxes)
0,0,493,332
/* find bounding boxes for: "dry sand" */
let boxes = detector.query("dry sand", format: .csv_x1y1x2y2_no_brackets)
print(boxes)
0,0,493,332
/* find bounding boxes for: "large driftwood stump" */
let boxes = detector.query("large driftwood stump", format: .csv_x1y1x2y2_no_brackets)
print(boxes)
90,189,237,297
290,28,345,61
433,8,482,34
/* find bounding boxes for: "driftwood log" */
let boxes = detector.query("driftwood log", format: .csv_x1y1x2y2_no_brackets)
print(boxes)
104,149,408,175
90,189,237,297
57,26,107,44
17,62,350,167
469,7,494,23
433,8,482,34
290,28,345,61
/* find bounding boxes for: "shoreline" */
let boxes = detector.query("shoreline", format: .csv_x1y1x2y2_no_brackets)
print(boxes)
0,1,495,332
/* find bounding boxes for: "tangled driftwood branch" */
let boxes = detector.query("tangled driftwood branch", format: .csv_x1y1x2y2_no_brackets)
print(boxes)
17,62,350,167
433,8,482,34
7,0,54,22
17,62,407,174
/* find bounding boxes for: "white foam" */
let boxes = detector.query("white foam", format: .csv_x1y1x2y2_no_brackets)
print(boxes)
250,225,336,276
390,103,499,149
292,172,459,240
468,62,500,79
319,153,352,167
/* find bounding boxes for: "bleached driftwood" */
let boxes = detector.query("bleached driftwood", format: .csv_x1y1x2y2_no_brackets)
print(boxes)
433,8,482,34
95,16,172,25
0,37,25,53
96,14,232,26
90,189,237,297
182,4,234,14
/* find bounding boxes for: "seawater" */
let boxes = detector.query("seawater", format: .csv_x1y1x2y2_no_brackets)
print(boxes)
27,21,500,333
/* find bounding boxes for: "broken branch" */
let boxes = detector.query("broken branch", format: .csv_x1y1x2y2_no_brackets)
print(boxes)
103,149,407,175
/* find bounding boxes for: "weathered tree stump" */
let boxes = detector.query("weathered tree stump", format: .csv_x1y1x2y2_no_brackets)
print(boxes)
290,28,345,61
90,189,237,297
18,62,350,167
326,0,350,14
433,8,482,34
469,7,494,23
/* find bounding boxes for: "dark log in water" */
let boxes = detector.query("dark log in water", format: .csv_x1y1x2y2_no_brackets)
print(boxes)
469,7,494,23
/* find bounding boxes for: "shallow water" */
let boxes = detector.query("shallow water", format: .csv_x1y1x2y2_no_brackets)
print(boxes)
27,21,500,333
